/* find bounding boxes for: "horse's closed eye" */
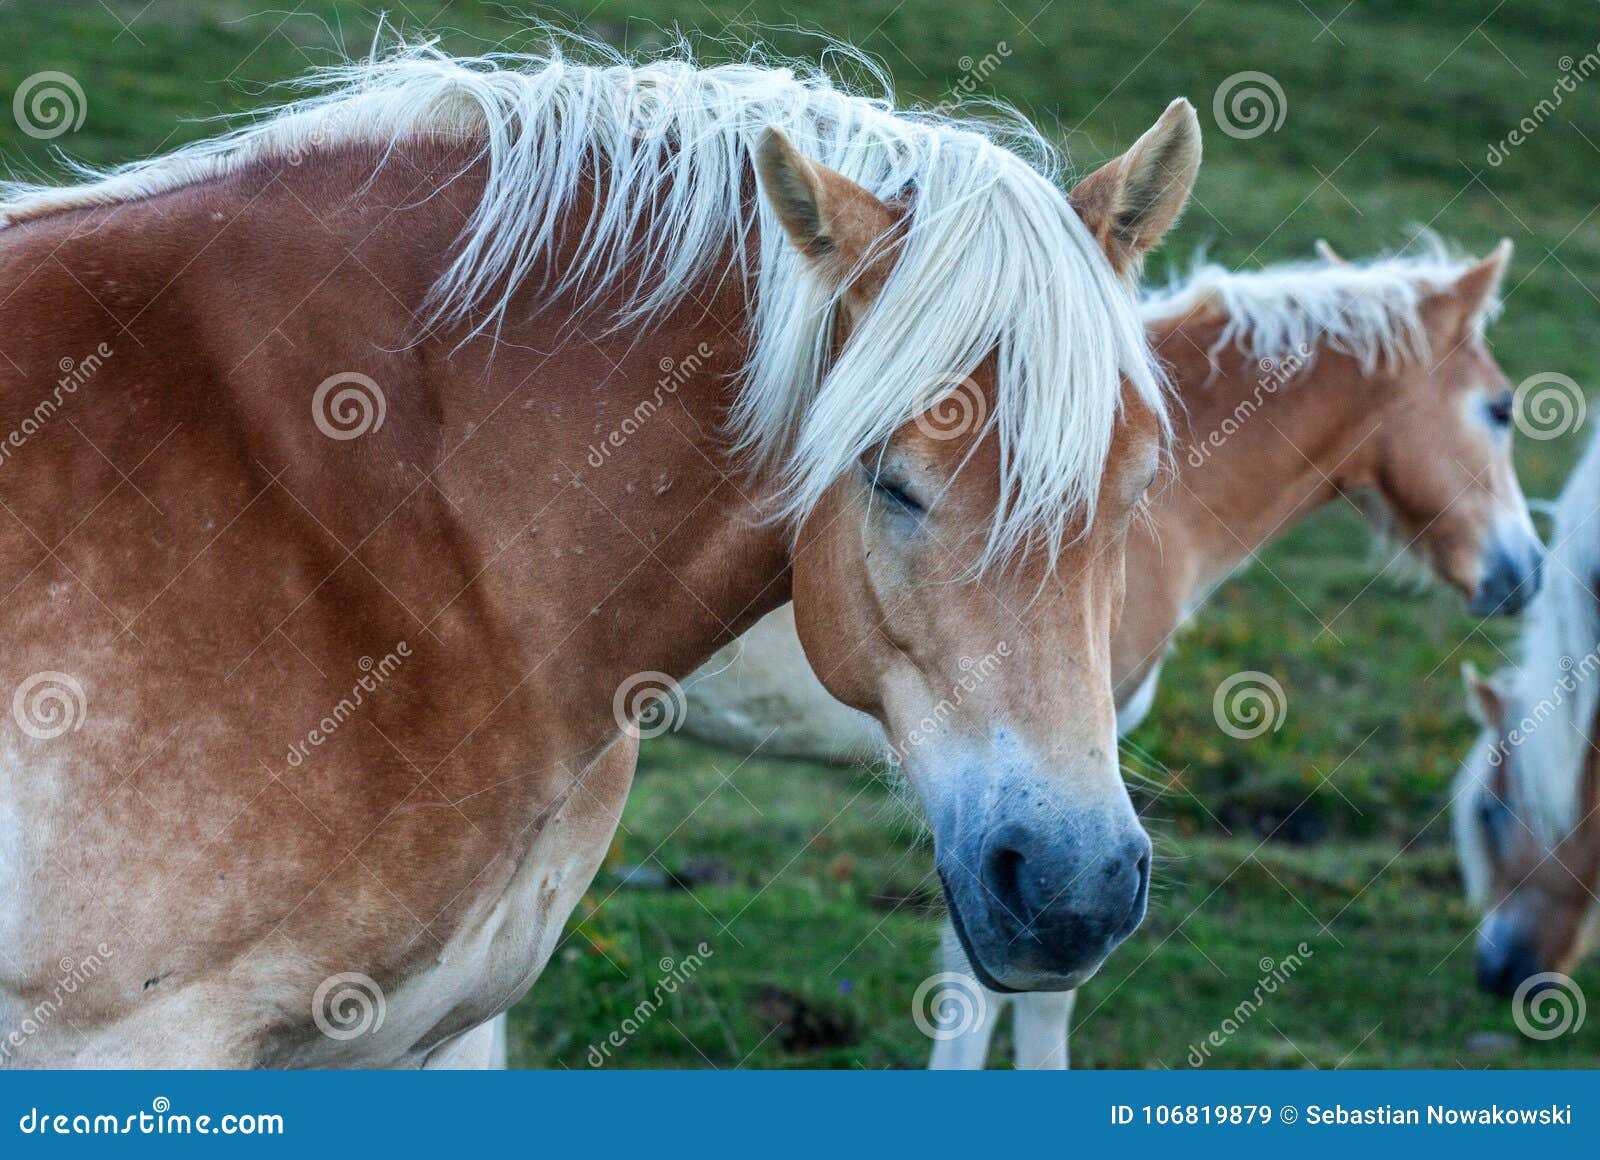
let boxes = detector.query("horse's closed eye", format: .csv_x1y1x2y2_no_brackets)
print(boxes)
873,476,924,513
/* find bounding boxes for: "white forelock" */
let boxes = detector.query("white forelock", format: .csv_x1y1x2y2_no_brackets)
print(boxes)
0,32,1165,569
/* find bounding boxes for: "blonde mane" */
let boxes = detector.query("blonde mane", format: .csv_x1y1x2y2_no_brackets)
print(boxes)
0,33,1164,568
1497,425,1600,849
1141,237,1494,374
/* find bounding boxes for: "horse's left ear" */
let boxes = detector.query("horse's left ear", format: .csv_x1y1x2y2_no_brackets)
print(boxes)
1445,238,1514,330
1070,98,1202,279
755,126,898,313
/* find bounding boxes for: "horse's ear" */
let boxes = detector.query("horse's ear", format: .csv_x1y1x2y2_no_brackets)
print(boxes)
1314,239,1347,265
1070,98,1202,279
1462,661,1508,728
1437,238,1513,332
755,127,898,312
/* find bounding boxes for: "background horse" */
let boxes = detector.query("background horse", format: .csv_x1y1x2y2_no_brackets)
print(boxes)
1457,424,1600,998
0,37,1199,1066
680,237,1543,1066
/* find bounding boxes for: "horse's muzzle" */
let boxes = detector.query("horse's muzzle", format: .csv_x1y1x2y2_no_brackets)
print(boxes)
1469,527,1545,617
1475,927,1544,997
937,805,1151,992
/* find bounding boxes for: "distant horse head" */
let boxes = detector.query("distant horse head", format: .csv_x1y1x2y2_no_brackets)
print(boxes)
757,103,1200,990
1455,663,1600,994
1453,427,1600,996
1322,238,1543,614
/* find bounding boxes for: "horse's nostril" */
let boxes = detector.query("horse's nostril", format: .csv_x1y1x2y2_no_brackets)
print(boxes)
1476,938,1541,997
986,846,1025,917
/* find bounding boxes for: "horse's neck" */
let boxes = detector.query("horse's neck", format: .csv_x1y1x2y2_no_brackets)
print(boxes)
1152,312,1377,587
412,172,797,714
1113,312,1378,693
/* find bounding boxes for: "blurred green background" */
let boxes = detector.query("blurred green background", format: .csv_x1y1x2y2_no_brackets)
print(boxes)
5,0,1596,1066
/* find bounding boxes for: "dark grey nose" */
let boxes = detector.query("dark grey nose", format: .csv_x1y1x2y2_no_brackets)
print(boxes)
1476,931,1543,997
977,822,1151,975
1470,538,1544,617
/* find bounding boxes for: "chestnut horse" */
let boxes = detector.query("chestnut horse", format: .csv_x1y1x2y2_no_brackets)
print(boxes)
0,40,1201,1066
680,238,1544,1067
1458,423,1600,998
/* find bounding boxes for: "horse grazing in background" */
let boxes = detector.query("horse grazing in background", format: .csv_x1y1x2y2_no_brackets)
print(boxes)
681,237,1544,1067
0,37,1202,1066
1457,423,1600,998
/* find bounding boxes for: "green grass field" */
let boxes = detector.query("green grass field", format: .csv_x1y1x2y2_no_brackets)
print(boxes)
6,0,1598,1067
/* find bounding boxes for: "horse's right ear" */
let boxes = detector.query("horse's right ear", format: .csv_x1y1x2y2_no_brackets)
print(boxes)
1070,98,1202,280
1462,661,1508,728
755,127,898,313
1443,239,1513,332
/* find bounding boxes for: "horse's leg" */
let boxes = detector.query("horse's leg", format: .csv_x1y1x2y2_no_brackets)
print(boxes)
927,919,1006,1069
1011,988,1076,1069
421,1016,507,1070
